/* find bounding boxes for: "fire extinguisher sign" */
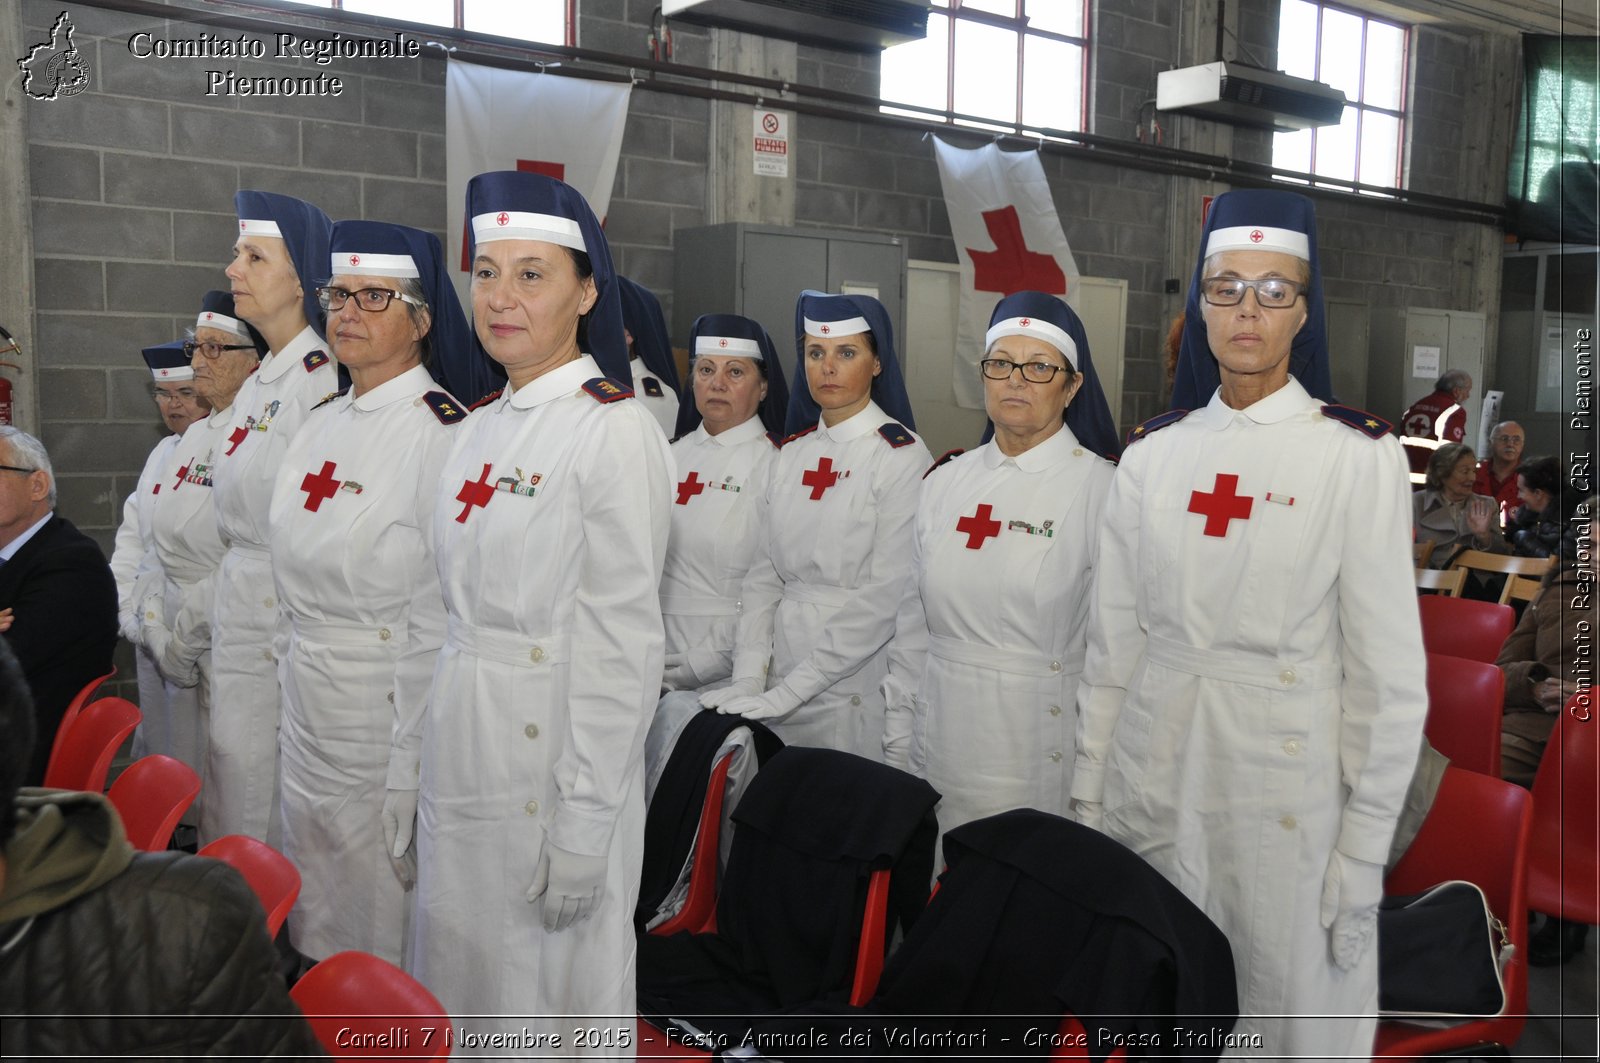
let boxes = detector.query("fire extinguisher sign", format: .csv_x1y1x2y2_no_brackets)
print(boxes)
752,110,789,178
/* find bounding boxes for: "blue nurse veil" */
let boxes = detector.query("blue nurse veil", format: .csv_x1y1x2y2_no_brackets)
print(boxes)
785,291,916,436
673,313,790,438
234,190,332,342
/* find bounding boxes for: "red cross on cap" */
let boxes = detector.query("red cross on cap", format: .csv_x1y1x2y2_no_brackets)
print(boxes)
718,339,728,348
204,313,213,320
1250,229,1265,242
239,221,246,230
496,212,510,226
349,254,360,266
1019,317,1031,326
820,324,831,334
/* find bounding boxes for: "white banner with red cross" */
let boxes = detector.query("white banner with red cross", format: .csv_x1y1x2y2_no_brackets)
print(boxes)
932,138,1080,409
445,60,631,300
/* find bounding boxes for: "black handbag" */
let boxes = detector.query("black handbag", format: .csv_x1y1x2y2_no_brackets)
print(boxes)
1377,880,1511,1020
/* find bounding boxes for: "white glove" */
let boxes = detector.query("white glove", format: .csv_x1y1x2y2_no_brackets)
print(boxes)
698,677,763,711
381,788,419,890
661,652,698,692
156,631,200,689
527,840,609,931
714,683,803,722
1320,850,1384,971
883,729,911,771
1070,798,1104,831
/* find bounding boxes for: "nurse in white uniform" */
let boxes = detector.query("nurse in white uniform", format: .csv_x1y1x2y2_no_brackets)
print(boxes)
143,293,265,804
1071,190,1426,1059
660,313,789,693
269,221,485,966
410,171,672,1050
701,292,929,760
206,190,335,845
112,341,208,766
618,275,682,437
883,292,1119,841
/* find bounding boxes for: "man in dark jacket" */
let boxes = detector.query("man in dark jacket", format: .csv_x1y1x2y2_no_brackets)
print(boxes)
0,637,325,1057
0,428,118,783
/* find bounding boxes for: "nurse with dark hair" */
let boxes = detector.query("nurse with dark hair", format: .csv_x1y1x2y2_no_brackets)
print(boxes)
701,292,929,760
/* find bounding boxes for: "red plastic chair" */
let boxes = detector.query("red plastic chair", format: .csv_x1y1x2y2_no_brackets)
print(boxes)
1417,595,1514,664
42,696,141,793
1527,697,1599,925
106,754,200,851
43,668,116,783
291,950,451,1060
651,750,735,937
198,834,300,938
1373,765,1532,1061
1422,652,1503,776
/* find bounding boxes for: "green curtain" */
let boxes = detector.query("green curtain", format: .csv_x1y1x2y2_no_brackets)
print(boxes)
1507,35,1598,244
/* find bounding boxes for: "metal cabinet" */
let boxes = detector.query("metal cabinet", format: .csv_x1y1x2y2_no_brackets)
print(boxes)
1369,307,1487,445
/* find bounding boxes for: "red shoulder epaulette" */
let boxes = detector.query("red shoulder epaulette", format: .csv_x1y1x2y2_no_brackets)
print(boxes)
310,388,348,411
1321,404,1392,439
303,350,330,372
468,388,503,411
767,431,783,449
877,422,916,448
581,377,634,403
423,390,467,425
923,448,964,479
1126,409,1190,447
782,424,819,445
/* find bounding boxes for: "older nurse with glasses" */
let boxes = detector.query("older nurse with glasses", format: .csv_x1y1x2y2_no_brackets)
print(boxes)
883,291,1118,846
1073,190,1426,1058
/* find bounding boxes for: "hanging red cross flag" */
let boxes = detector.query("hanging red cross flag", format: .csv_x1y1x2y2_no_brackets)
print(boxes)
445,60,631,297
933,138,1081,410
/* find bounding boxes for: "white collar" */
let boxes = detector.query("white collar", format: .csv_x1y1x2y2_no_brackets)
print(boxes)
818,399,888,443
699,416,766,447
0,511,53,561
351,364,436,412
1193,376,1315,430
257,325,323,384
981,422,1078,472
507,354,602,410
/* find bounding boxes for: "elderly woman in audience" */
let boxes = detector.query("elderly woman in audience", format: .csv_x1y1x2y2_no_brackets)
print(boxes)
883,291,1118,845
143,292,264,815
1412,441,1508,567
700,291,929,760
1506,455,1570,558
268,220,481,968
660,313,788,693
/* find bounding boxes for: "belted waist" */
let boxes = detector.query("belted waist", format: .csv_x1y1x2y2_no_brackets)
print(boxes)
446,616,571,669
291,616,404,647
660,593,738,618
782,581,853,609
929,633,1082,678
1145,632,1340,691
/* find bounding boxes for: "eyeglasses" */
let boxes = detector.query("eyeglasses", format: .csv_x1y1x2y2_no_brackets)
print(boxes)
1200,277,1305,308
980,358,1070,383
152,387,199,404
183,341,256,361
316,286,425,313
0,465,37,475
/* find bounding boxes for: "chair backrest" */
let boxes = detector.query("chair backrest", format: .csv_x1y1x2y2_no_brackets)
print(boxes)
1417,596,1514,663
1385,766,1532,1027
1449,550,1556,604
198,834,301,937
106,754,201,851
43,668,117,784
649,749,735,937
1505,573,1544,605
42,696,142,793
1412,540,1436,569
1422,652,1504,776
1527,698,1599,924
1414,567,1466,596
290,950,451,1061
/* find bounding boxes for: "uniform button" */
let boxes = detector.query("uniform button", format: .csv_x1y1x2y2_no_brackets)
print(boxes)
261,649,274,662
1049,705,1062,717
387,691,395,704
1050,660,1062,673
1280,815,1297,830
524,723,540,739
263,596,275,608
524,800,540,816
529,646,545,663
1284,739,1301,755
378,627,392,641
145,609,157,620
1279,669,1296,685
849,694,862,706
1049,751,1063,763
1072,447,1083,456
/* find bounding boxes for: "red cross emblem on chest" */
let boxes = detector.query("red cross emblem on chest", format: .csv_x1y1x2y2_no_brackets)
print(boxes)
675,471,706,506
1188,473,1254,537
300,461,341,512
171,462,190,491
224,426,249,456
454,463,495,524
801,457,840,500
956,503,1001,549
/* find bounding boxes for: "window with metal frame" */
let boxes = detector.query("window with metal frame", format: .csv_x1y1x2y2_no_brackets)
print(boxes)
1272,0,1408,190
880,0,1089,135
269,0,570,46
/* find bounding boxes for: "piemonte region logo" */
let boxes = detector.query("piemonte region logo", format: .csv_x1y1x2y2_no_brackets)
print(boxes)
18,11,92,101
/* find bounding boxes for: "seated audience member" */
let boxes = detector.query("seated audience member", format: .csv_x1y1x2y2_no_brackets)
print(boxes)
1506,455,1571,558
1474,420,1525,523
0,428,117,784
1412,442,1508,568
1496,500,1596,966
0,636,324,1057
